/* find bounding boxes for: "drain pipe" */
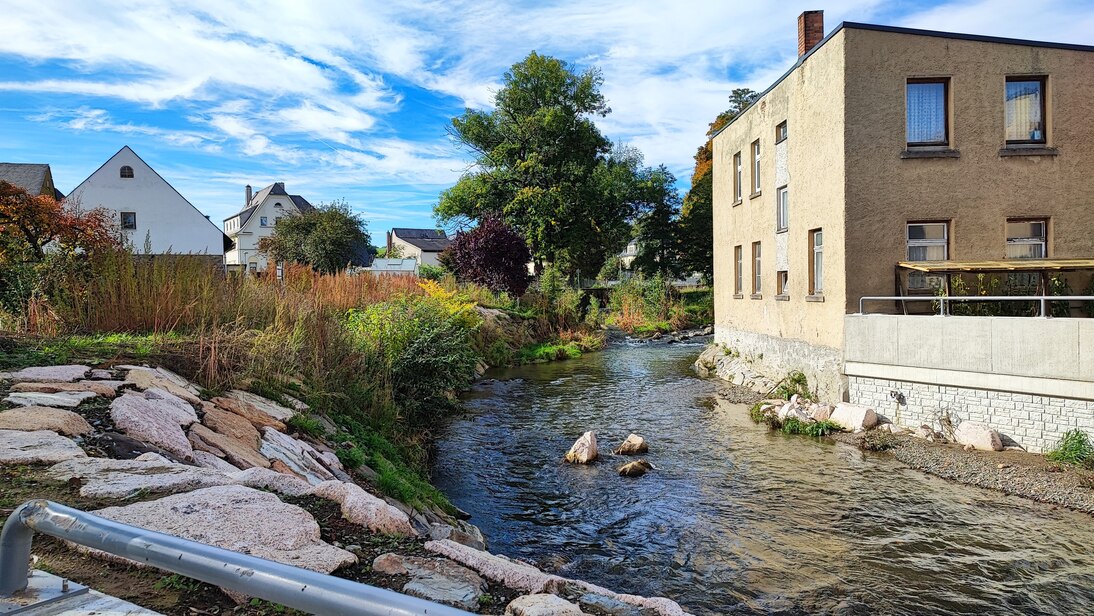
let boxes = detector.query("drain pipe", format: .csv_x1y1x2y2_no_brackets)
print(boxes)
1,500,473,615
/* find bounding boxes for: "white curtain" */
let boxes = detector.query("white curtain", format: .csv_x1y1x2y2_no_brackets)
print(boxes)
906,82,946,144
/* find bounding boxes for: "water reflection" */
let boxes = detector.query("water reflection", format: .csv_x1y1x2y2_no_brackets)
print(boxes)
432,343,1094,615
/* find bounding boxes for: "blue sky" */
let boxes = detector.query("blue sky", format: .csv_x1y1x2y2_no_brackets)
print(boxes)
1,0,1093,240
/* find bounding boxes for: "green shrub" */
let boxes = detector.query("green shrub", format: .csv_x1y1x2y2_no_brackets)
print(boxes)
781,417,840,437
336,446,365,469
773,371,811,401
1046,429,1093,466
286,414,325,438
417,264,447,281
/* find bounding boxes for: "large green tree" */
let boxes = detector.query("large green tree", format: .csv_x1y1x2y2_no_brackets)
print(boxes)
435,52,640,276
632,165,682,278
678,88,758,283
260,201,369,274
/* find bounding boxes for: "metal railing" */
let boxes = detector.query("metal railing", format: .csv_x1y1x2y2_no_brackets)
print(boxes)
1,500,473,616
858,295,1094,317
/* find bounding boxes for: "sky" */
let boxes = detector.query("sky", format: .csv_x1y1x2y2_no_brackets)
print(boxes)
1,0,1093,239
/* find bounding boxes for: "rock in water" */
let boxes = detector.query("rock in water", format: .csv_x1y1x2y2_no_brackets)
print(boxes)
829,402,878,432
954,421,1003,451
618,460,654,477
506,594,585,616
564,431,598,464
615,433,648,455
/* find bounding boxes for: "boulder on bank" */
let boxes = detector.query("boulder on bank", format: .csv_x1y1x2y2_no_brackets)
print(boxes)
954,421,1003,451
810,404,833,422
0,406,92,436
618,460,654,477
3,390,98,409
123,367,202,405
0,429,87,464
10,380,123,398
110,394,194,462
311,480,416,536
373,553,486,610
506,594,585,616
189,423,270,469
1,364,90,383
829,402,878,432
564,431,598,464
615,433,648,455
46,453,235,498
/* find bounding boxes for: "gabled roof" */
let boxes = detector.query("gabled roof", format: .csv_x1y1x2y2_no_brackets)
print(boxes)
392,228,451,252
226,182,314,224
0,163,54,196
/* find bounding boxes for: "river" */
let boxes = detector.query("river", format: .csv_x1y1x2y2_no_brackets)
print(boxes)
431,341,1094,615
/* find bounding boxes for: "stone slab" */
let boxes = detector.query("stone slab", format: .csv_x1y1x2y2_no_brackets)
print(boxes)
226,390,295,421
0,429,87,465
189,423,270,469
0,406,92,436
312,480,415,536
46,453,235,498
259,428,335,484
9,380,123,398
1,364,90,383
3,391,98,409
110,394,194,462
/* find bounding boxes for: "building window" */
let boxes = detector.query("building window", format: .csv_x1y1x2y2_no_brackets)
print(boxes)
733,152,742,202
260,216,268,227
809,229,823,295
775,121,788,144
907,222,948,289
1005,77,1046,144
906,78,949,146
734,245,743,295
120,211,137,230
120,165,134,179
1006,219,1047,258
751,140,761,194
248,263,257,273
776,186,789,232
776,271,789,297
752,242,762,295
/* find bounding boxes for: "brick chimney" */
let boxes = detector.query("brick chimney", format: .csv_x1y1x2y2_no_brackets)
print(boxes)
798,10,824,57
245,184,252,207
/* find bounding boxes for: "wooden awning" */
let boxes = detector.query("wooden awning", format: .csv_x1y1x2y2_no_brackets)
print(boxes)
897,258,1094,273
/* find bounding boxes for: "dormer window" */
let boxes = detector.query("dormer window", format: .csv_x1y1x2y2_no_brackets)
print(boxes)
120,165,134,179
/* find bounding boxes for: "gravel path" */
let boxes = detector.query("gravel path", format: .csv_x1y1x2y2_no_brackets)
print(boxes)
833,432,1094,514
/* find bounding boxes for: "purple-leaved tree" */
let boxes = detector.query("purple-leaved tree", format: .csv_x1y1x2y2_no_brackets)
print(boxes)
447,216,531,295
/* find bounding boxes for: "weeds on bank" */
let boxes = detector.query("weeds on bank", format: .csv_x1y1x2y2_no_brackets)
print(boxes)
771,371,812,401
1046,430,1094,468
781,418,841,437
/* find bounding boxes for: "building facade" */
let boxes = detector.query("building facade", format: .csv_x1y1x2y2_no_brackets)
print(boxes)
387,228,451,267
712,13,1094,402
0,163,63,199
224,182,314,272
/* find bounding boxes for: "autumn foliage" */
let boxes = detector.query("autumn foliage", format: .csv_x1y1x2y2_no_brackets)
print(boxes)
446,216,531,295
0,181,118,262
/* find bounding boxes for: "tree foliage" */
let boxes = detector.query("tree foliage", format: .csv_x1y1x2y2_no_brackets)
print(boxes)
260,200,369,274
435,51,643,276
0,181,118,263
447,216,531,295
632,166,682,278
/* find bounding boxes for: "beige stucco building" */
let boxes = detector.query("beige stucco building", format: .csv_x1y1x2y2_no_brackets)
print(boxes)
712,12,1094,401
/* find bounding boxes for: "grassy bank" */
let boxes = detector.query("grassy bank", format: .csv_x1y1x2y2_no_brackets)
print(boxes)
601,274,712,335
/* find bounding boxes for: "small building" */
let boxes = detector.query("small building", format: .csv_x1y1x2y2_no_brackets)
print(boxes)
224,182,314,273
359,258,419,276
0,162,64,199
66,146,227,256
387,228,451,267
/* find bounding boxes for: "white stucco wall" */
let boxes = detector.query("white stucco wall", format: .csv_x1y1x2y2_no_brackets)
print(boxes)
225,195,302,270
67,147,223,256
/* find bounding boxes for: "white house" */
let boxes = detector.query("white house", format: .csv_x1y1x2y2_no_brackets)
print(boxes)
66,146,226,256
224,182,314,272
387,228,451,267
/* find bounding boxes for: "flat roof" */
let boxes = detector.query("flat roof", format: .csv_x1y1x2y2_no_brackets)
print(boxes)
898,259,1094,273
713,21,1094,140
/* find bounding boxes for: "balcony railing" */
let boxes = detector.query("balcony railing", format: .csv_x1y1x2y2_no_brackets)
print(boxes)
858,295,1094,317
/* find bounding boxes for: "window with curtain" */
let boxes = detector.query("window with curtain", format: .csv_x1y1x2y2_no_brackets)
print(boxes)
1006,219,1046,258
906,79,949,146
1005,77,1046,144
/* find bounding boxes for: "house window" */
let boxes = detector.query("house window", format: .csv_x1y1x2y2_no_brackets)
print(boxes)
734,245,743,295
775,121,788,144
809,229,824,295
906,78,949,146
260,216,268,227
248,263,257,273
1006,219,1047,258
1005,77,1046,144
776,271,789,297
752,242,762,295
120,211,137,230
776,186,789,232
120,165,134,179
733,152,742,202
751,140,761,194
907,222,949,289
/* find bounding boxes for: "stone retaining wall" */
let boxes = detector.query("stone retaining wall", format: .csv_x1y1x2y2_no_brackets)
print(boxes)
713,326,844,400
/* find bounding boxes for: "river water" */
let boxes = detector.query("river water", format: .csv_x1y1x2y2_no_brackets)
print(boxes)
431,341,1094,615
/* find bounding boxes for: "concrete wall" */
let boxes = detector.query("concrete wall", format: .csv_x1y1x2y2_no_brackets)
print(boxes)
845,314,1094,451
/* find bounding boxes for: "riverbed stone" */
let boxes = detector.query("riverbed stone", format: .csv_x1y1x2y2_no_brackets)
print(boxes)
228,466,314,496
429,522,487,551
89,485,356,573
3,391,98,409
189,423,270,469
0,406,92,436
311,480,416,536
829,402,878,432
506,594,585,616
226,390,295,421
46,453,235,498
954,421,1003,451
259,428,336,483
142,389,198,425
9,380,123,398
124,367,201,404
565,431,598,464
193,450,240,472
579,593,658,616
202,406,261,449
372,553,486,610
110,393,194,462
810,404,833,422
618,460,654,477
210,396,287,431
2,364,90,383
615,433,648,455
0,429,87,464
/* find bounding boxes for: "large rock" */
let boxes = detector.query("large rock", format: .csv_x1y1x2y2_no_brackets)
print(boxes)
372,553,486,611
954,421,1003,451
96,431,188,463
312,480,416,536
110,394,194,462
211,396,287,431
506,594,585,616
579,593,659,616
202,406,261,449
2,365,89,383
142,389,198,425
0,406,92,436
189,423,270,469
259,428,336,484
809,404,833,422
227,467,314,496
3,391,98,409
618,460,653,478
226,390,295,421
429,522,487,551
194,450,241,472
615,433,648,455
124,367,201,404
90,485,356,573
10,380,123,398
829,403,878,432
0,430,87,464
46,453,235,498
564,431,598,464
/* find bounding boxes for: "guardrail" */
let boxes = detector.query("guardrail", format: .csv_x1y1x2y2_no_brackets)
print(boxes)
1,500,473,616
857,295,1094,317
